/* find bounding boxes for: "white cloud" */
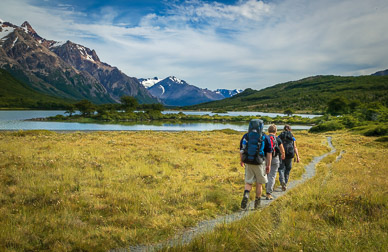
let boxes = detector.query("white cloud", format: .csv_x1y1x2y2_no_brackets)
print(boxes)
0,0,388,90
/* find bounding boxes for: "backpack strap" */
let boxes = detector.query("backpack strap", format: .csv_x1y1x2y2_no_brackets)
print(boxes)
259,134,265,156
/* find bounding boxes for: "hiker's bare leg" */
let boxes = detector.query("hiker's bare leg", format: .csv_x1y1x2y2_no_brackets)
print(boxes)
245,183,253,191
256,183,263,198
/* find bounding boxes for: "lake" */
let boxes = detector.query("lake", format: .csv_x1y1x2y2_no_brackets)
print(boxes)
0,110,315,132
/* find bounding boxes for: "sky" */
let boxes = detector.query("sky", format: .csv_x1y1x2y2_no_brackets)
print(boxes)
1,0,388,90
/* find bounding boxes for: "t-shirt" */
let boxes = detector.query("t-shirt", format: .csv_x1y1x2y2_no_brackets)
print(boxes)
240,133,273,154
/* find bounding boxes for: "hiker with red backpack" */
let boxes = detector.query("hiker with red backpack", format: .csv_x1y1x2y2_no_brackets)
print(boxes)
278,125,300,191
265,124,286,200
240,119,273,210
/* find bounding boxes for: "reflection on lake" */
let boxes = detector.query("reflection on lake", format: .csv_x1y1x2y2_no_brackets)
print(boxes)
0,110,313,131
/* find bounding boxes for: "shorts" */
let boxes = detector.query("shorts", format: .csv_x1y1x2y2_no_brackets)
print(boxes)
245,163,267,184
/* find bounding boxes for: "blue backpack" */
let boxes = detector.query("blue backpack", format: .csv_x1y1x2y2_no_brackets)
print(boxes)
242,119,265,165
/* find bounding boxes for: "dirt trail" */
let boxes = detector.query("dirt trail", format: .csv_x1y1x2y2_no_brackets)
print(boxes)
113,136,338,252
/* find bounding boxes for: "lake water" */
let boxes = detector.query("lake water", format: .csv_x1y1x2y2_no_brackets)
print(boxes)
0,110,314,132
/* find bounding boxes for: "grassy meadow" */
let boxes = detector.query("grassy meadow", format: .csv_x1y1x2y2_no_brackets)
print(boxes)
171,132,388,251
0,130,329,251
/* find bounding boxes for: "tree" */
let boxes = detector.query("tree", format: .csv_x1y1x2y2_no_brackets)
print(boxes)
120,96,138,112
327,97,349,116
142,103,164,112
284,108,294,116
65,105,76,117
75,100,95,117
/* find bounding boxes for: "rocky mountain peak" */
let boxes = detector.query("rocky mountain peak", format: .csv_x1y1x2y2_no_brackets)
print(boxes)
52,40,101,66
18,21,57,48
21,21,41,40
21,21,35,34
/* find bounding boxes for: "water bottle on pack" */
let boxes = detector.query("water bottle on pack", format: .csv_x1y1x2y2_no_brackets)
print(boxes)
242,138,247,150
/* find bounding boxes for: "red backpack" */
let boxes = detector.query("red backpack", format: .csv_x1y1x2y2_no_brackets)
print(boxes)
269,135,279,157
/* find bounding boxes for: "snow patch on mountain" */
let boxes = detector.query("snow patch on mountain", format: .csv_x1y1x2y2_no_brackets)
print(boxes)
139,77,162,88
159,85,165,95
75,44,95,62
168,76,184,84
0,26,15,41
12,37,18,47
50,41,66,48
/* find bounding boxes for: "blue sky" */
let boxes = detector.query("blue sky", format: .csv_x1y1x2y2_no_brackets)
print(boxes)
1,0,388,90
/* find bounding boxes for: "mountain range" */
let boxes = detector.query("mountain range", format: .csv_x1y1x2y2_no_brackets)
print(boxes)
0,19,157,105
139,77,242,106
0,19,242,108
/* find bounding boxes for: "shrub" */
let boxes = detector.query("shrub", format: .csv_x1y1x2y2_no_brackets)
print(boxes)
363,125,388,136
309,120,345,133
340,115,360,128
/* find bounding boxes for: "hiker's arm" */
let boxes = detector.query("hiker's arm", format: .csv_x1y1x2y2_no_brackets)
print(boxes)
280,144,285,160
265,152,272,174
240,152,244,167
294,141,300,163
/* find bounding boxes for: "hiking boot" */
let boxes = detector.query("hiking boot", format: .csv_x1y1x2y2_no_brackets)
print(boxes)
281,182,287,191
241,197,249,210
254,197,261,209
266,194,273,200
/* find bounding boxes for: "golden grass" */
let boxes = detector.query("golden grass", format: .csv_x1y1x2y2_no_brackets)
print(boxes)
172,132,388,251
0,130,328,251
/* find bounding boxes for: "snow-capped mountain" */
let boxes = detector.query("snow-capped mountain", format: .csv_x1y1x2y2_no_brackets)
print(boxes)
215,89,243,98
143,76,224,106
0,19,156,104
140,76,244,106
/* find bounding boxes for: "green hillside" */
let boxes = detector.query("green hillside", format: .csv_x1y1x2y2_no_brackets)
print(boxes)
188,75,388,113
0,69,72,109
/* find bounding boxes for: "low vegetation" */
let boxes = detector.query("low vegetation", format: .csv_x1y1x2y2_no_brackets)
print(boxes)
0,130,328,251
309,101,388,136
47,110,316,125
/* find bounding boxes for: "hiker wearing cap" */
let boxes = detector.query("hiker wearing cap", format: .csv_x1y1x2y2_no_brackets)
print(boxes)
265,124,285,200
278,125,300,191
240,119,272,210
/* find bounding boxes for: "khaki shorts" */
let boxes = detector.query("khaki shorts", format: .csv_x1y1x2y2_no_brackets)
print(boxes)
245,163,267,184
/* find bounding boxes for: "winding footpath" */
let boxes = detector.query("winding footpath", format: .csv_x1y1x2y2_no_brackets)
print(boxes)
114,136,339,252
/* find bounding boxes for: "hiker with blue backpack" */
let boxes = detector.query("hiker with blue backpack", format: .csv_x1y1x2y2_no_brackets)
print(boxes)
240,119,273,210
265,124,286,200
278,125,300,191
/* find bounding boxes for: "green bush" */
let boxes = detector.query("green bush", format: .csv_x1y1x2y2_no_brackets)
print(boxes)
363,125,388,136
309,120,345,133
340,115,360,128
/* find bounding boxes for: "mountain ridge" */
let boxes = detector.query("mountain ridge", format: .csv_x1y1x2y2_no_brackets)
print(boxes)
0,19,157,104
188,74,388,112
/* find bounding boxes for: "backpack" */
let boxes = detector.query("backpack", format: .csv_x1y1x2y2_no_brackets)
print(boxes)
279,131,295,159
269,135,280,157
242,119,265,165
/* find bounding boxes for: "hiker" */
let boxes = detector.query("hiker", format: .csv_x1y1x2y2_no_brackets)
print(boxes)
278,125,300,191
265,124,285,200
240,119,272,210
